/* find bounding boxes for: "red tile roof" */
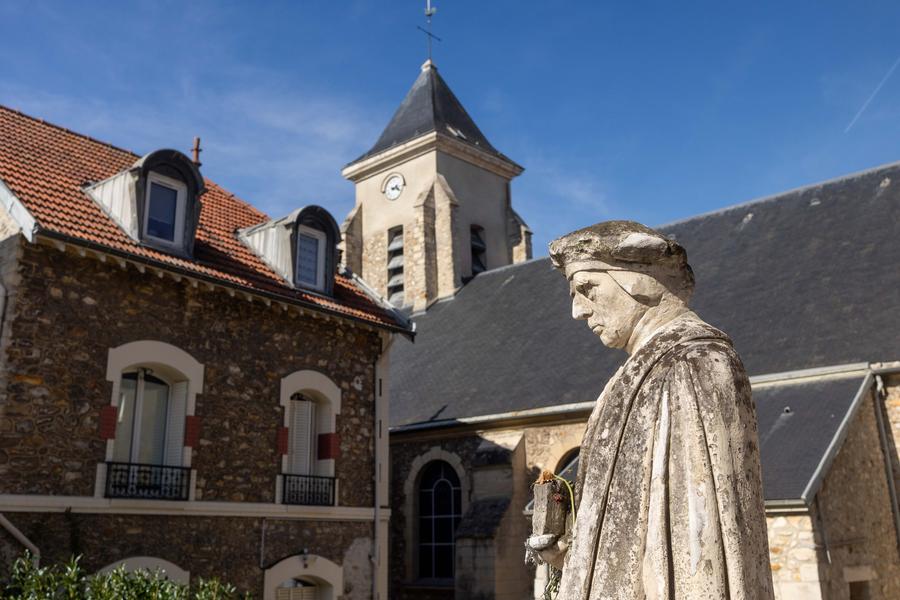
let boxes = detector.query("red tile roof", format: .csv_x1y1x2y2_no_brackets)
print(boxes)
0,105,407,331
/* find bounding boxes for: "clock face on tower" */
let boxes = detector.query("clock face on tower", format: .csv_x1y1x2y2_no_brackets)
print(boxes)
384,174,405,200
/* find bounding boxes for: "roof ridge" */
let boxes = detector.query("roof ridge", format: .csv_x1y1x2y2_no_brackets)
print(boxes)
657,159,900,230
0,104,139,158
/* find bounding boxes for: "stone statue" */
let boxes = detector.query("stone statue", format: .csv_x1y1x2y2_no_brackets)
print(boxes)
527,221,774,600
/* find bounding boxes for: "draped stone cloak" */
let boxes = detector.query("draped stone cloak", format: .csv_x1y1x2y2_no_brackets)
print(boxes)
557,312,774,600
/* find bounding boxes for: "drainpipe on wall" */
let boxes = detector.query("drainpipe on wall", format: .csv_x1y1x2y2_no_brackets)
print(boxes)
0,513,40,565
372,333,395,600
873,374,900,553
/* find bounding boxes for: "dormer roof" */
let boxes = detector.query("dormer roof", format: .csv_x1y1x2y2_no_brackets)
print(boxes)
347,61,515,168
0,105,411,333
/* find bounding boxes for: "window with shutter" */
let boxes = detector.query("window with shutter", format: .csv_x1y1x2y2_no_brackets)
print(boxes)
289,397,317,475
276,580,318,600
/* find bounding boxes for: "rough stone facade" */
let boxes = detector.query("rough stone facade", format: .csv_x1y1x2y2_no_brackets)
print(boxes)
0,512,373,595
389,422,590,600
814,389,900,599
1,241,381,503
0,239,388,597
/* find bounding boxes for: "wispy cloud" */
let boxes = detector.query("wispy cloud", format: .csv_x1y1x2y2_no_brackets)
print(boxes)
845,55,900,133
0,78,384,220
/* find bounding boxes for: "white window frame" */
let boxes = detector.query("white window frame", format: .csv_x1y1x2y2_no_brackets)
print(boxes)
295,225,326,291
143,172,187,248
96,341,204,500
114,369,172,465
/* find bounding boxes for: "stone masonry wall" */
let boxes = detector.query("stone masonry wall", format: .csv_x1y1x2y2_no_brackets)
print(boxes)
766,513,824,599
815,390,900,600
389,434,482,599
0,511,373,596
881,375,900,500
0,242,382,507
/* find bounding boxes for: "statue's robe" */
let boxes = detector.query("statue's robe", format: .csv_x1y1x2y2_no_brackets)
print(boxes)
558,312,774,600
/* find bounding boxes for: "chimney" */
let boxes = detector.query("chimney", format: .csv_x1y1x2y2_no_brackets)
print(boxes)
191,136,202,167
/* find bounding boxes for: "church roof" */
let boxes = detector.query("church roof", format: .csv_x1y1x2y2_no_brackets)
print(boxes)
0,105,411,332
390,161,900,505
390,160,900,427
347,61,512,166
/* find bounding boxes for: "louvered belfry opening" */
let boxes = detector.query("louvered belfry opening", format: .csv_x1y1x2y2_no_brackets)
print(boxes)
470,225,486,277
387,226,405,306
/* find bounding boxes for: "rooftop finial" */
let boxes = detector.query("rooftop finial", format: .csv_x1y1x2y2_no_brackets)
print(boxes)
191,136,202,167
417,0,441,63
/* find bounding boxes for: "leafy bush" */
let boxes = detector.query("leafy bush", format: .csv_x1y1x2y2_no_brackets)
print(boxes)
2,552,249,599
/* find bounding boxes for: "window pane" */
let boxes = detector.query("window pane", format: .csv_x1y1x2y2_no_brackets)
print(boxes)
419,518,433,543
147,182,178,241
297,234,319,286
419,490,433,516
137,377,169,464
434,517,454,543
113,374,137,462
434,545,453,578
434,480,453,514
418,545,433,579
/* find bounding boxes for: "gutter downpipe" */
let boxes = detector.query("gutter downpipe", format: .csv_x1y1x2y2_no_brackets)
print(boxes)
373,332,395,600
873,374,900,552
0,513,39,565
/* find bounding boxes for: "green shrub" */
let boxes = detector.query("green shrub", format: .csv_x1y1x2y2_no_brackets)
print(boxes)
2,552,248,599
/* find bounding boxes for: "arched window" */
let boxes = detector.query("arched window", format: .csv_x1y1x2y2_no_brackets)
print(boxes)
279,371,342,506
102,341,204,501
418,460,461,580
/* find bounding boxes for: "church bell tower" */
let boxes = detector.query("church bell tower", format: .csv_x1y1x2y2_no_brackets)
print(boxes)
341,60,531,313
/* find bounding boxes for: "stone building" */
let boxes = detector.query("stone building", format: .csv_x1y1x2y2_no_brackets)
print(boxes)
0,105,414,599
340,63,900,599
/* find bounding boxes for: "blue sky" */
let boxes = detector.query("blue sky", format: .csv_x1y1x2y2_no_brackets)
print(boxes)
2,1,899,255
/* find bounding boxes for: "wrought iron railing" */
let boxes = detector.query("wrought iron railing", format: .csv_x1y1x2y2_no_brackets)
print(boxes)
283,474,335,506
105,462,190,501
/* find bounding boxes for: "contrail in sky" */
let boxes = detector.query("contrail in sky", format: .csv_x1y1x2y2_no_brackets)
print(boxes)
845,55,900,133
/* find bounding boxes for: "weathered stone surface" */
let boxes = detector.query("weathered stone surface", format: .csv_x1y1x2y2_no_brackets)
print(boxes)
536,221,773,599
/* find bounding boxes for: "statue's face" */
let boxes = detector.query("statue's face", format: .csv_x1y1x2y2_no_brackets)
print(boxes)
568,270,648,349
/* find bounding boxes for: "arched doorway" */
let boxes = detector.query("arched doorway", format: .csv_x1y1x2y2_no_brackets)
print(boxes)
263,554,342,600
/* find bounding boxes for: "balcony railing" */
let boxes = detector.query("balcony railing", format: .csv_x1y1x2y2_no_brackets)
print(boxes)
105,462,190,501
283,474,335,506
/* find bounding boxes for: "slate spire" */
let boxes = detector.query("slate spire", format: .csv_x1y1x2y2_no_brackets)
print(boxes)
349,60,503,165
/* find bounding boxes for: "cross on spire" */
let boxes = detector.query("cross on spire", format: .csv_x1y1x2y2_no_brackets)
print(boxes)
417,0,441,61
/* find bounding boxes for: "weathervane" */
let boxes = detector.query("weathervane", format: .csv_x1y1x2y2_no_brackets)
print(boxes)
417,0,441,61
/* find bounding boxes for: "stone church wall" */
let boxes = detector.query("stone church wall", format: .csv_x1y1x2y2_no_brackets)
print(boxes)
768,386,900,600
814,388,900,600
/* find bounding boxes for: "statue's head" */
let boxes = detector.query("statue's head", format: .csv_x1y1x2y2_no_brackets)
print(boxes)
549,221,694,349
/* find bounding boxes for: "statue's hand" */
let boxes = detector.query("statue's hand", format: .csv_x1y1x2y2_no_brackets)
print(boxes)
526,533,568,570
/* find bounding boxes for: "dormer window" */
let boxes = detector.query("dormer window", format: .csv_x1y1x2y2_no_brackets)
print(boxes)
295,225,326,290
86,148,204,258
239,205,341,296
144,173,187,246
